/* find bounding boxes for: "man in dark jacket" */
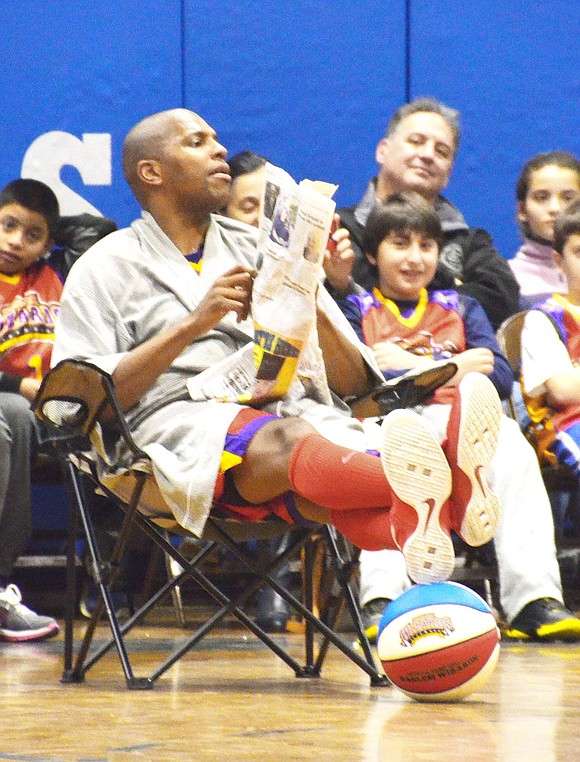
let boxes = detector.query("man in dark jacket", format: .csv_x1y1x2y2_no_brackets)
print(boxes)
336,97,519,330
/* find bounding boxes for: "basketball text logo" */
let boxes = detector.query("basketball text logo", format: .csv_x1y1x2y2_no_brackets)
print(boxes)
399,613,455,647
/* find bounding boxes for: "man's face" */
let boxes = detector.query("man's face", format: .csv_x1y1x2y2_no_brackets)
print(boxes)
225,166,265,227
0,202,52,275
368,228,439,300
376,112,455,202
158,111,231,212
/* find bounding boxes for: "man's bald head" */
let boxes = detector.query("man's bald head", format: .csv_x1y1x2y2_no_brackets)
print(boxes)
122,109,197,205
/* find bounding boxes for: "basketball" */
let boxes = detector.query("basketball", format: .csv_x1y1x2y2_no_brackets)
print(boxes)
376,581,500,702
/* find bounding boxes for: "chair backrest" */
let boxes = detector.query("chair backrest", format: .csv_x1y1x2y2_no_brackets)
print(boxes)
496,310,527,377
496,311,528,425
34,359,146,460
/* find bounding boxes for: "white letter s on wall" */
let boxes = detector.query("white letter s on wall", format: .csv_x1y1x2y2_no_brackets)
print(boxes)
21,132,112,216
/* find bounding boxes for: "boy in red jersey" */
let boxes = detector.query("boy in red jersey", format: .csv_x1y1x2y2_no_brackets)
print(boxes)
332,191,580,642
521,200,580,473
0,179,62,642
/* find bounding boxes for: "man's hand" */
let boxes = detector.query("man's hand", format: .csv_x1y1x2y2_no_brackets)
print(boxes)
192,265,256,333
323,214,355,296
112,264,256,411
19,377,42,402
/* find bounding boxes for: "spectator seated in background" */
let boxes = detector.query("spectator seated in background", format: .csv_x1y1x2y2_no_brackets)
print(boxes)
327,191,580,643
335,97,520,331
521,200,580,477
0,179,62,642
510,151,580,310
52,108,505,597
0,179,118,641
225,150,267,229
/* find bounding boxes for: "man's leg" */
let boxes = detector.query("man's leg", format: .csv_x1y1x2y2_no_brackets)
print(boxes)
232,391,501,578
355,373,502,636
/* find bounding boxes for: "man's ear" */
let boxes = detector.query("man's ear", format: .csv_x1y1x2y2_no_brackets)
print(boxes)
366,250,377,266
138,159,163,187
375,137,389,166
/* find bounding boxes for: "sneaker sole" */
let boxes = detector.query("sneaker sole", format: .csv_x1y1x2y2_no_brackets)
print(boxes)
0,621,60,642
381,410,454,584
448,373,502,547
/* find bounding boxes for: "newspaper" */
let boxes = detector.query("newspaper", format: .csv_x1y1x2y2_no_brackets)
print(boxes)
187,162,337,405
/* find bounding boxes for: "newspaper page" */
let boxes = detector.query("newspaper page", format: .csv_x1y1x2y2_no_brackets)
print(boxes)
187,163,337,405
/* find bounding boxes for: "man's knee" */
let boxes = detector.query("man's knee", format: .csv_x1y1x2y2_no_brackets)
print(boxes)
251,416,316,460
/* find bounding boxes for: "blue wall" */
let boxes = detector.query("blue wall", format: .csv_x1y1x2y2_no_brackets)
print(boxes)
2,1,578,259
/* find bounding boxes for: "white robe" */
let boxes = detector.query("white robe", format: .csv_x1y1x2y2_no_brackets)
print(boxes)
53,211,382,536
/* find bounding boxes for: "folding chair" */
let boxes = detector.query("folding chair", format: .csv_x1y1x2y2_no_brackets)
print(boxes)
34,359,395,690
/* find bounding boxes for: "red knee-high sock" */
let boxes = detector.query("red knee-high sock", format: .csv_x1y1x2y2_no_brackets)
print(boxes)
288,432,391,510
330,508,398,551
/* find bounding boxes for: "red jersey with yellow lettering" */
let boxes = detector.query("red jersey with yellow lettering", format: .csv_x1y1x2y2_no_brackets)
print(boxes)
0,260,63,380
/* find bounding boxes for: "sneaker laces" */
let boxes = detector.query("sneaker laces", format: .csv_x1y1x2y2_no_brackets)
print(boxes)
0,583,29,613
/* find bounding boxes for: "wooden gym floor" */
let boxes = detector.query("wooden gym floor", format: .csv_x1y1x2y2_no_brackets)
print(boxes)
1,604,579,762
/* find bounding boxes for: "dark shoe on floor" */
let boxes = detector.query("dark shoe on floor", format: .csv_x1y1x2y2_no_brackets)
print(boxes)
504,597,580,642
79,579,131,621
0,584,60,642
360,598,391,644
255,586,291,633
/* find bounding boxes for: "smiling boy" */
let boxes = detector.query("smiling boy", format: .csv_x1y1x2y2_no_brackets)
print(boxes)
337,192,580,643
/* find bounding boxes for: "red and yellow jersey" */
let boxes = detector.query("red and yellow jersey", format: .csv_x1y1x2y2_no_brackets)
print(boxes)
355,288,467,405
526,296,580,460
0,261,63,380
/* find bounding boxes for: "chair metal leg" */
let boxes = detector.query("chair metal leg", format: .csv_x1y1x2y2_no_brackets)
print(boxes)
61,462,153,689
162,534,187,628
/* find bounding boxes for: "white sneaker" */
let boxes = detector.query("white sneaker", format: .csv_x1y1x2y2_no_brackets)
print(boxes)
0,584,59,642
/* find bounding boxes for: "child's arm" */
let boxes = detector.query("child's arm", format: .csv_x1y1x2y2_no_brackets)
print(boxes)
521,310,580,408
545,370,580,407
0,372,41,402
19,377,42,402
371,341,435,372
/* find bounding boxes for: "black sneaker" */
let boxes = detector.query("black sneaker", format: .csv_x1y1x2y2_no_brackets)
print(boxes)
0,584,59,643
504,597,580,642
360,598,391,644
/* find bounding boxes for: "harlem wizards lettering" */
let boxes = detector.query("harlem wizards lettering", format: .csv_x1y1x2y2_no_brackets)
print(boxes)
399,612,455,647
0,263,62,379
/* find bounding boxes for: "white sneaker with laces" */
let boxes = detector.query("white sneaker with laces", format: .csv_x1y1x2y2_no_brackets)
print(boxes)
0,584,59,642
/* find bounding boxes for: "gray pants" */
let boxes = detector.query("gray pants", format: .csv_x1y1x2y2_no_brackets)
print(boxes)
0,392,38,580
